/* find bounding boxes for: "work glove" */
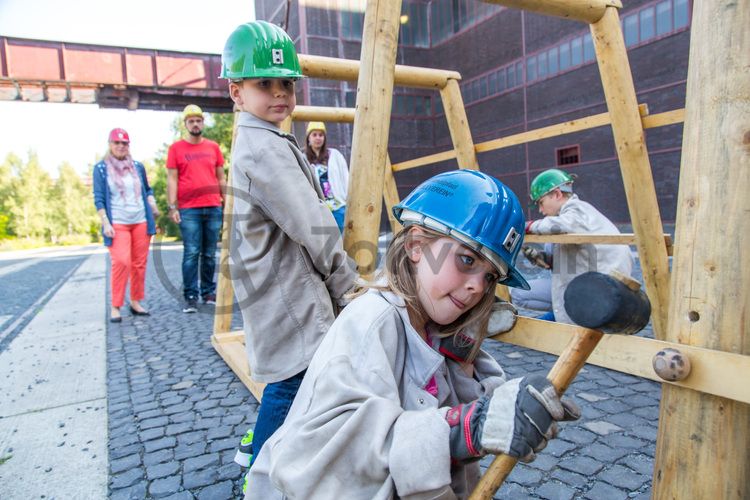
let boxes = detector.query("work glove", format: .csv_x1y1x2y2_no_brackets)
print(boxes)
445,375,580,463
439,302,518,362
522,246,552,269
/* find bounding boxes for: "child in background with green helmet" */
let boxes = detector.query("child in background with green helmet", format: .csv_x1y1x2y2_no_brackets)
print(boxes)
244,170,580,499
516,168,634,324
219,20,357,478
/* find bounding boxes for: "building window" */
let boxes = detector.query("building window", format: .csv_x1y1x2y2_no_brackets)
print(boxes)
640,7,655,41
656,0,672,35
624,13,639,46
340,0,365,40
557,145,580,166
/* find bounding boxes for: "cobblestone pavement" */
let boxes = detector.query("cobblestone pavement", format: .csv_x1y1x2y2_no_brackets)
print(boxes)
107,243,660,499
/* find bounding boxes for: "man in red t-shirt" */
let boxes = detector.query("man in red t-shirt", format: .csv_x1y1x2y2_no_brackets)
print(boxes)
167,104,226,313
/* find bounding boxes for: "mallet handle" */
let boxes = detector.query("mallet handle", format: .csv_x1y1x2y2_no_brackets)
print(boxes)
468,327,604,500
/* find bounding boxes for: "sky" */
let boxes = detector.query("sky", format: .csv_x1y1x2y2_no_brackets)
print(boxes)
0,0,256,177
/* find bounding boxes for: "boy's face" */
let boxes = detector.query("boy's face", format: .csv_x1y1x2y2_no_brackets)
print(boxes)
537,188,567,217
229,78,296,126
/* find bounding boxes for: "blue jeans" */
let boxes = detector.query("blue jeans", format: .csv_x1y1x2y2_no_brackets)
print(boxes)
331,206,346,233
538,310,556,322
178,206,222,300
250,370,306,467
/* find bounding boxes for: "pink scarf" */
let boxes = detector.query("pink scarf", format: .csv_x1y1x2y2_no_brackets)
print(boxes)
105,153,141,199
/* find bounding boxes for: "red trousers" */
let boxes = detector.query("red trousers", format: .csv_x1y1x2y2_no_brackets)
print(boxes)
108,222,151,308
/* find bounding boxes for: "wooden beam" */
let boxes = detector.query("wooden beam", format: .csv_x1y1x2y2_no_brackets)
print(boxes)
524,233,673,256
440,79,478,170
391,149,458,172
481,0,621,24
382,155,403,235
213,111,240,336
591,7,670,339
653,0,750,496
292,105,355,123
211,334,265,401
490,318,750,405
391,104,676,173
343,0,402,276
298,53,460,89
279,115,292,134
641,107,684,129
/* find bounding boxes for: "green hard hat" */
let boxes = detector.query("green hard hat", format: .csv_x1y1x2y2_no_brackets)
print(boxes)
529,169,575,202
220,21,305,80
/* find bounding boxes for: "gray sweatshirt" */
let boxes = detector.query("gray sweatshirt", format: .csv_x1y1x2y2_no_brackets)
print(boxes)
228,112,356,383
246,288,507,499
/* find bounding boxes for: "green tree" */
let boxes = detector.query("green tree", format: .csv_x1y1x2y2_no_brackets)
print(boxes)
49,162,98,240
0,154,18,239
6,152,53,239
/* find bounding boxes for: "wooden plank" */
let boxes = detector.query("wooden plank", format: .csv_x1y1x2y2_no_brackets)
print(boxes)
280,115,292,134
213,330,244,343
391,104,680,173
211,334,265,401
391,149,457,172
490,317,750,405
591,7,670,339
213,110,239,336
343,0,402,276
642,108,684,129
292,105,355,123
382,155,403,235
299,53,460,89
475,109,614,154
481,0,621,24
440,79,478,170
653,0,750,496
524,233,673,256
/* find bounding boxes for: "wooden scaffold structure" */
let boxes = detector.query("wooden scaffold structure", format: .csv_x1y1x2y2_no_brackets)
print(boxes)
212,0,749,497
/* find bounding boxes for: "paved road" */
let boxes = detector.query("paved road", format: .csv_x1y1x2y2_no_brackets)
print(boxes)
0,246,101,351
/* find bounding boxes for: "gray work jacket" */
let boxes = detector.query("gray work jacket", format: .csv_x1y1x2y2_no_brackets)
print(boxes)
528,194,634,324
246,289,507,499
228,112,356,383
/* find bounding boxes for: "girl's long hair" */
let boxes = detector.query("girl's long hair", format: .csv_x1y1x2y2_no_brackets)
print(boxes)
353,226,497,362
305,131,329,165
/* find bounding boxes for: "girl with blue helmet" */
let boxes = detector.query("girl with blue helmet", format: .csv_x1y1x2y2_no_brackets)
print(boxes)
244,170,579,499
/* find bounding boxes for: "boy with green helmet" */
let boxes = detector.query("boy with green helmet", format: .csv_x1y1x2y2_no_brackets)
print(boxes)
221,20,356,480
529,168,575,204
515,168,634,324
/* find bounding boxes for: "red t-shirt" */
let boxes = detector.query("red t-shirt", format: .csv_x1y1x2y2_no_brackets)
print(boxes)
166,139,225,209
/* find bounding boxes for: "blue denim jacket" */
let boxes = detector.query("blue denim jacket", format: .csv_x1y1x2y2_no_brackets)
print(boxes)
92,160,156,247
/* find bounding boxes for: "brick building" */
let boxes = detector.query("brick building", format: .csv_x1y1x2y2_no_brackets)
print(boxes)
255,0,691,225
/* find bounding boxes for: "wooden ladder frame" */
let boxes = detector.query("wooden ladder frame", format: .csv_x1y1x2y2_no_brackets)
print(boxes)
212,0,749,496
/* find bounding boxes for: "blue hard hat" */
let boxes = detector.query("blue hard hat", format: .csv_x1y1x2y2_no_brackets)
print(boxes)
393,170,530,290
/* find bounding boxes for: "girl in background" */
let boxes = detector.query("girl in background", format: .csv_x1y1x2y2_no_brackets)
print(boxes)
305,121,349,232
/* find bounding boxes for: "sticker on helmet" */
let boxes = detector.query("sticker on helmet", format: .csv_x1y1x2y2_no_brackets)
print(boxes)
272,49,284,65
502,227,520,253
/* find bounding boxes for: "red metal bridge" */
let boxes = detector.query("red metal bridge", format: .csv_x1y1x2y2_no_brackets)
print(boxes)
0,36,232,112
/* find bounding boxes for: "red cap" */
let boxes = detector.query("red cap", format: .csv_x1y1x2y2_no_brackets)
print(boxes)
108,128,130,143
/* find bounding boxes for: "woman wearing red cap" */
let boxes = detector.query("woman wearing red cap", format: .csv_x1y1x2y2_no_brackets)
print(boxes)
93,128,159,322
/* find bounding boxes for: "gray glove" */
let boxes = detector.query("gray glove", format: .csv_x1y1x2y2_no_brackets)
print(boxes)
445,375,580,463
487,300,517,335
522,246,551,269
